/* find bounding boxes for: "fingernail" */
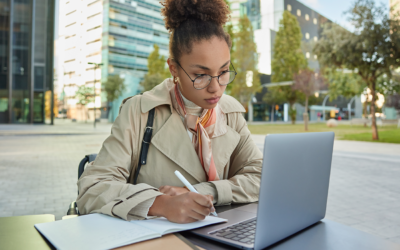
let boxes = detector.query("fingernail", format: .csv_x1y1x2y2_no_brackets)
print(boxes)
211,207,215,212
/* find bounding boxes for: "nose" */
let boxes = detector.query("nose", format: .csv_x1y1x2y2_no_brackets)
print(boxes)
207,77,220,93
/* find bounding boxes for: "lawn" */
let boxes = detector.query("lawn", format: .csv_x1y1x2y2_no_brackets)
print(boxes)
248,123,400,144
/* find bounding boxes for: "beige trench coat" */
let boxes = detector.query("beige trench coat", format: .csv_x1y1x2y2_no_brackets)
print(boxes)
76,79,263,221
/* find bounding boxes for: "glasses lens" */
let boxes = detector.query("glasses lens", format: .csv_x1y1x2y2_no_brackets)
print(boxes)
219,71,236,85
194,75,211,89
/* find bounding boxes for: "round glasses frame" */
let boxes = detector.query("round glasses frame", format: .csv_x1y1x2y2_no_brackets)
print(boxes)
172,59,237,90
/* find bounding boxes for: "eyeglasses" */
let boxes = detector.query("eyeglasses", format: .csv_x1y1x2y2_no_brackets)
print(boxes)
172,59,237,90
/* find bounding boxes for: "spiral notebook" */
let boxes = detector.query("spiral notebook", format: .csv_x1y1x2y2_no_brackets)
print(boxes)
34,213,226,250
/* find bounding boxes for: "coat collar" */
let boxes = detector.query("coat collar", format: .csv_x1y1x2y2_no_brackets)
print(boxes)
150,110,241,183
140,78,246,114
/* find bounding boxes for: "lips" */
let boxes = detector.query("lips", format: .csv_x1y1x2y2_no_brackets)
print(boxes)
205,96,221,104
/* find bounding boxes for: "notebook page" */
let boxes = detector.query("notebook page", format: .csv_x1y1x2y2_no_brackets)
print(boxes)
132,216,227,235
35,214,160,250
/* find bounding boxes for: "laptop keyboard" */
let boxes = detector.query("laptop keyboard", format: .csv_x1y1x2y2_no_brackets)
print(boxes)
209,218,256,245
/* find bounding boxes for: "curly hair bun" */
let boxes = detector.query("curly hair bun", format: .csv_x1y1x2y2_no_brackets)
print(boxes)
161,0,230,31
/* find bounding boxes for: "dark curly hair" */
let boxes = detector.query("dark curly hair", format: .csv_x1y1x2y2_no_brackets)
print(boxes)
160,0,232,61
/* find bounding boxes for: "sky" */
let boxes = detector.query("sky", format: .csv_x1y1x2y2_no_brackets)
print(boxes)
297,0,390,30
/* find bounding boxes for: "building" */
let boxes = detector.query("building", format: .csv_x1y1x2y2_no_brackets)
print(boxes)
232,0,362,122
0,0,55,124
57,0,169,122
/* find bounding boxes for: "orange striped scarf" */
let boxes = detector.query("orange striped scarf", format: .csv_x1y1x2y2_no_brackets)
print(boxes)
170,84,220,181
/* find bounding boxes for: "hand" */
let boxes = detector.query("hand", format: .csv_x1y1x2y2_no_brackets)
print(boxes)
148,193,215,224
159,185,190,196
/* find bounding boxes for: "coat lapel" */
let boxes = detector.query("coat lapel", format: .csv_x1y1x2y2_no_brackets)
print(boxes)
211,125,241,178
150,112,207,183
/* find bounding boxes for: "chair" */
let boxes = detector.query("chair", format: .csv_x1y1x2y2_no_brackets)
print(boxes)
66,154,98,216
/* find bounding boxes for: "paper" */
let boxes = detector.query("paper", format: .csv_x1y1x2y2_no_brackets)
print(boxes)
133,216,227,235
35,213,227,250
35,214,158,250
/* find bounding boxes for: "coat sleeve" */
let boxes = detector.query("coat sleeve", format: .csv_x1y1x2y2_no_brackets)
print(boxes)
193,112,263,206
76,97,163,220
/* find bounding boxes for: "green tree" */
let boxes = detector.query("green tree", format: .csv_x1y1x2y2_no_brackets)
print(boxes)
322,67,365,100
292,69,326,131
103,74,126,121
141,44,170,91
269,10,307,123
314,0,400,140
230,15,261,108
75,85,94,122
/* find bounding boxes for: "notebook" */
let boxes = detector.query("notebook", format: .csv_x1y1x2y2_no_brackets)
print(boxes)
34,213,226,250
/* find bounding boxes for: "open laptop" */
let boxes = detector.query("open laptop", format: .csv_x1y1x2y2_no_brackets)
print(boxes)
191,132,335,250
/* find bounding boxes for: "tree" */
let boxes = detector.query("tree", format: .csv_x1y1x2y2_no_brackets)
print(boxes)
270,10,308,123
103,74,126,121
322,67,365,100
75,85,94,122
141,44,170,91
230,15,261,107
223,0,235,94
292,69,326,131
314,0,400,140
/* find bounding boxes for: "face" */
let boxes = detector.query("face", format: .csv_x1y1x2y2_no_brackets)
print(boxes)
167,36,231,110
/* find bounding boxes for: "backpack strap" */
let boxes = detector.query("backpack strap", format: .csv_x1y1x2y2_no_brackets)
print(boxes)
134,107,155,184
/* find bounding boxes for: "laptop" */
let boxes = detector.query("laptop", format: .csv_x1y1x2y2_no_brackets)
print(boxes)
191,132,335,250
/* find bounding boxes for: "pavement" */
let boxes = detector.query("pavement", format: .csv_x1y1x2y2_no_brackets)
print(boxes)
1,120,400,245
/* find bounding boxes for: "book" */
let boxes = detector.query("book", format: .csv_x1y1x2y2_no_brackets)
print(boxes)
34,213,227,250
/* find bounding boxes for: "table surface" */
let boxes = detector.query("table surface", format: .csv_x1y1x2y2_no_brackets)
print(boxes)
0,214,56,250
181,203,400,250
1,205,400,250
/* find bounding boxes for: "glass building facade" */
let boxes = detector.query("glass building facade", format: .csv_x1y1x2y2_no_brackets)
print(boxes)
0,0,55,124
105,0,169,121
58,0,169,122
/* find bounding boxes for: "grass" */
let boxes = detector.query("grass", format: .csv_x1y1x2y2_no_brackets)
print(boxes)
248,123,400,144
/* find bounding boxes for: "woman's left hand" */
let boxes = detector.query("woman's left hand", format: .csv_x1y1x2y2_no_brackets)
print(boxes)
159,185,190,196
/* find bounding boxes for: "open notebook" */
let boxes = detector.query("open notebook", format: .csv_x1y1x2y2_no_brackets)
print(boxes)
34,213,227,250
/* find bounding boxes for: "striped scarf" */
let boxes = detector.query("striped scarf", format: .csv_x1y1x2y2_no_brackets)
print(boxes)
170,83,222,181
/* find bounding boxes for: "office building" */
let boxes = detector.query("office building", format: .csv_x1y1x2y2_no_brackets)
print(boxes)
0,0,55,124
231,0,362,121
57,0,169,121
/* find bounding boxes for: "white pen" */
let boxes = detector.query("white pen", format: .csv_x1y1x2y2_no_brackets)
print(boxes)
174,170,218,217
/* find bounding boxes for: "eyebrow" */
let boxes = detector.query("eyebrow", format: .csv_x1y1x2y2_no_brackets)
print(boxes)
190,60,230,70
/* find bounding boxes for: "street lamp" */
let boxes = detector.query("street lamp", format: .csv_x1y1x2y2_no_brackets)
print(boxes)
88,62,103,128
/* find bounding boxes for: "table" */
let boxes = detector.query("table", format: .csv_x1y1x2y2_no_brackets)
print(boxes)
0,214,55,250
1,206,399,250
181,203,400,250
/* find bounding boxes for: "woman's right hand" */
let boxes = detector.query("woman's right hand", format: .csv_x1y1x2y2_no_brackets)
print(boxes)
148,193,215,223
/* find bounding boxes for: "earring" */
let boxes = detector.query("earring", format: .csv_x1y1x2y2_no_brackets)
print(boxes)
174,77,178,83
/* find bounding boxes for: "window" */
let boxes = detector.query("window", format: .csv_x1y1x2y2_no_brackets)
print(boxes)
287,4,292,11
314,36,318,42
305,14,309,20
305,33,310,39
297,9,301,16
65,22,76,28
313,18,317,24
306,52,310,58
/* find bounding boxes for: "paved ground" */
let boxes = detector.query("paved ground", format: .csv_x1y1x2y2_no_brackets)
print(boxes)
1,120,400,245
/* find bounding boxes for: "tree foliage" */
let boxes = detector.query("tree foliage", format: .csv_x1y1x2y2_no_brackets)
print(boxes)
322,68,365,100
266,11,307,123
141,44,170,91
314,0,400,140
230,15,261,106
103,74,126,103
75,85,94,122
272,11,307,82
292,69,326,130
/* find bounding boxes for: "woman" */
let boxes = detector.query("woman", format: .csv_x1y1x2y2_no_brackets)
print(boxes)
76,0,263,224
